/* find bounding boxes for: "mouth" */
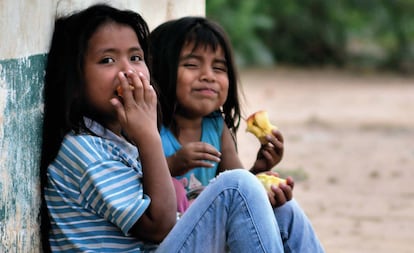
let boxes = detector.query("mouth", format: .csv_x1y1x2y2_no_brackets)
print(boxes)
115,85,135,97
194,87,218,95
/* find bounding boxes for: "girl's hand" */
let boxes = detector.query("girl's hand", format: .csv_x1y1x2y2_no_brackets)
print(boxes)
111,71,158,144
251,129,284,174
167,142,221,177
115,70,177,241
264,171,294,208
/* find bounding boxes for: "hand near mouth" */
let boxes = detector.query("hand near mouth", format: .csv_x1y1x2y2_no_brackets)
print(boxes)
116,84,135,97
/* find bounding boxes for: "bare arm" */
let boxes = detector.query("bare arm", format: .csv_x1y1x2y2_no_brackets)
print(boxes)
217,126,243,173
130,133,177,243
218,124,293,208
111,71,176,243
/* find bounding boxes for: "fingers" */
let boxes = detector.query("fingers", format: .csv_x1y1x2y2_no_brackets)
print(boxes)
191,160,218,169
110,97,126,122
261,146,278,161
259,129,284,167
118,71,134,101
263,129,283,148
269,187,287,207
114,71,158,141
119,71,156,107
129,71,156,105
190,142,221,162
271,128,284,143
286,176,295,190
267,186,287,207
195,151,221,164
139,72,157,105
267,129,284,153
269,180,293,208
176,142,221,171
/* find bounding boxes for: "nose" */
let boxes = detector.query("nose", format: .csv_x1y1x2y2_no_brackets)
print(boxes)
200,66,216,83
120,58,133,73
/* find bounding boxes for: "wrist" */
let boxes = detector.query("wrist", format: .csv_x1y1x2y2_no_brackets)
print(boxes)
132,129,161,149
167,155,177,176
249,167,259,175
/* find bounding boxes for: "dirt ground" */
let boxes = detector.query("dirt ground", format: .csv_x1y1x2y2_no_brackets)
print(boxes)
236,67,414,253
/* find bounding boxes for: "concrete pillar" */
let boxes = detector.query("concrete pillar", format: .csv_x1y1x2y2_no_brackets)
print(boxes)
0,0,204,251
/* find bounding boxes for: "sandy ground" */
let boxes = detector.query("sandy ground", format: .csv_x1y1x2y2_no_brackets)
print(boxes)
236,67,414,253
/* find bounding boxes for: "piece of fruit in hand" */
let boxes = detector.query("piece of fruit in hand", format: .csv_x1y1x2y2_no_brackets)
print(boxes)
246,110,277,144
256,174,286,192
116,85,135,97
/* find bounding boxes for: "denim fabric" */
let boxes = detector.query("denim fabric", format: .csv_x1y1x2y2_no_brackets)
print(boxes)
155,169,325,253
274,198,325,253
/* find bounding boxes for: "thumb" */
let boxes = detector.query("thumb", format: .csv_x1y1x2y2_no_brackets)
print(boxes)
110,98,126,122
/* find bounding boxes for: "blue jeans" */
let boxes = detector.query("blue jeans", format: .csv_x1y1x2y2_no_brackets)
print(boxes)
155,169,324,253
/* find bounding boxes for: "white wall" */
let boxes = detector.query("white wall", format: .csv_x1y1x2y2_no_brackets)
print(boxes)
0,0,205,60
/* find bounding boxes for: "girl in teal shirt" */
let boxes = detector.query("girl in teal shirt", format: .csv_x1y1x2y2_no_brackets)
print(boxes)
150,17,286,210
150,16,325,252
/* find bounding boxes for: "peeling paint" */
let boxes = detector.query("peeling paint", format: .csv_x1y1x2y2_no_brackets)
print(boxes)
0,54,45,252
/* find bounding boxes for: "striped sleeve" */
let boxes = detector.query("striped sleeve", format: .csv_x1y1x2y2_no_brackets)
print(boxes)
80,159,150,235
62,134,150,235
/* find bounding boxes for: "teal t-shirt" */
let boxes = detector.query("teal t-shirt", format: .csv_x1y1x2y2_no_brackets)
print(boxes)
161,112,224,196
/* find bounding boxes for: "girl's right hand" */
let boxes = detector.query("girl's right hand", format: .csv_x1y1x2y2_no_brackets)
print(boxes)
111,70,158,144
167,142,221,176
251,129,284,174
116,70,177,241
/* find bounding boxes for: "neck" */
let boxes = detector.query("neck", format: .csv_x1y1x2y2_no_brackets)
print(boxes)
172,114,203,144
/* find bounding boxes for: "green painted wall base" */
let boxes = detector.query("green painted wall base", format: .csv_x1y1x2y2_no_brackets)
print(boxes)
0,54,46,252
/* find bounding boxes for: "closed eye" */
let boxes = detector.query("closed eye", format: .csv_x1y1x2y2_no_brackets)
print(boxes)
183,63,199,68
213,65,227,73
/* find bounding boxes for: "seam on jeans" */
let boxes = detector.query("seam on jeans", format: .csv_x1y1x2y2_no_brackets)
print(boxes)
175,188,229,252
235,187,269,253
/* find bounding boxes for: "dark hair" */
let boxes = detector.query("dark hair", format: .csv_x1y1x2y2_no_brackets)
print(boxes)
39,4,151,252
149,16,242,137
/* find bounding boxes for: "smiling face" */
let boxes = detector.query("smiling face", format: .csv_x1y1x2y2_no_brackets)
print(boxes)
83,21,150,132
175,42,229,119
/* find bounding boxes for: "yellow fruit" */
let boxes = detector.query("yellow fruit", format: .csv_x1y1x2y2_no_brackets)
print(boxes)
256,174,287,192
116,85,134,97
246,110,277,144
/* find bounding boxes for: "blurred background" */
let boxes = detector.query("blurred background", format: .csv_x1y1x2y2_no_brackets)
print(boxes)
206,1,414,253
207,0,414,73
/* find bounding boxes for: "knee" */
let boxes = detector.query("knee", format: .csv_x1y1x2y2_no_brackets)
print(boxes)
275,199,303,217
217,168,252,180
215,169,263,191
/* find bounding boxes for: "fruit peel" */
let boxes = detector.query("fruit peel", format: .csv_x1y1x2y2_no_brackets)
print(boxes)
256,174,286,192
246,110,277,144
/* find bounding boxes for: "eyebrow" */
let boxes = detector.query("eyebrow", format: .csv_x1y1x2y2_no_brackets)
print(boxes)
96,46,143,55
180,53,226,64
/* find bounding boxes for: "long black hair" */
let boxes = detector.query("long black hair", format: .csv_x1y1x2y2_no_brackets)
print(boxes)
149,16,242,138
39,4,151,252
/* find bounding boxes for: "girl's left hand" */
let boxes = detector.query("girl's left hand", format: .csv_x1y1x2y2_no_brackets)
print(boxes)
264,171,294,208
251,129,284,174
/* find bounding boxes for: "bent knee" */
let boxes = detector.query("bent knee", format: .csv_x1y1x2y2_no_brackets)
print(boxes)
215,169,261,189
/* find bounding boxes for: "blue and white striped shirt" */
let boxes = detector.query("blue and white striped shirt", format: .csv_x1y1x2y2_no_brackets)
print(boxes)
45,119,155,252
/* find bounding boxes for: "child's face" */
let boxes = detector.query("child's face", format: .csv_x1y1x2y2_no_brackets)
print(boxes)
176,42,229,117
83,22,150,128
